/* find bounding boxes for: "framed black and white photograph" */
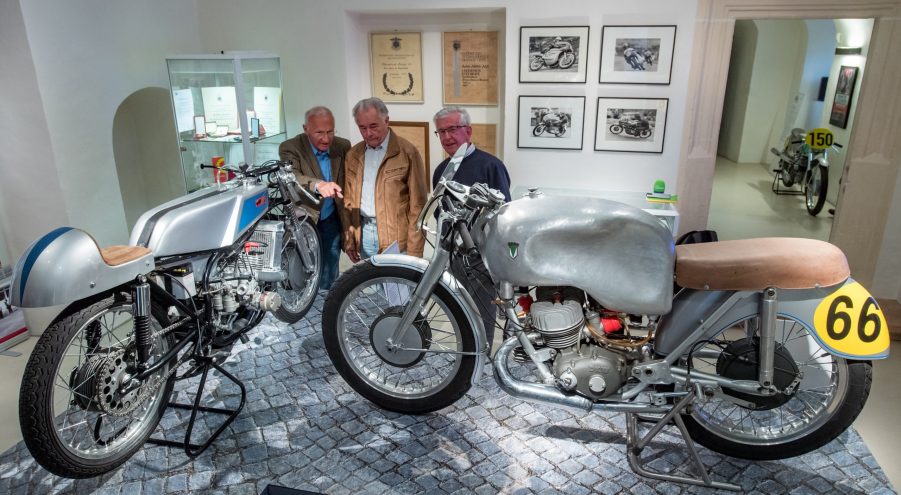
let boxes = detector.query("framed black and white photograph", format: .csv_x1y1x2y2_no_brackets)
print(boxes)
594,97,668,153
519,26,590,83
518,95,585,150
599,25,676,84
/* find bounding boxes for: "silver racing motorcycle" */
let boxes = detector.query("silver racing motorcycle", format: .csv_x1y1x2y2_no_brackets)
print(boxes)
11,161,321,478
323,149,890,489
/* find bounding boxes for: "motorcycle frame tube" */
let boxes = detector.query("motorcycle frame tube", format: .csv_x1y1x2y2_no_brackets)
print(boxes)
758,288,778,391
369,253,488,386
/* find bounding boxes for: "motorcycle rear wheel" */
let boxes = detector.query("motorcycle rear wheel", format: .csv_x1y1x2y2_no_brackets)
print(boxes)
638,129,652,139
322,262,477,414
532,124,546,136
528,55,544,71
681,313,872,460
19,291,175,478
805,164,828,216
273,218,320,323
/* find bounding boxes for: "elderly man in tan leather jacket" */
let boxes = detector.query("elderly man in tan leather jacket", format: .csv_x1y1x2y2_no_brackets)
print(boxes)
341,97,429,261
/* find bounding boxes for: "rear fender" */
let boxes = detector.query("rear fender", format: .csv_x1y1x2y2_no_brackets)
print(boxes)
370,253,488,384
10,227,154,308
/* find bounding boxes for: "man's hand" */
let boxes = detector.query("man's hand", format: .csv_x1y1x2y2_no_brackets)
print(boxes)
315,181,344,199
345,247,361,263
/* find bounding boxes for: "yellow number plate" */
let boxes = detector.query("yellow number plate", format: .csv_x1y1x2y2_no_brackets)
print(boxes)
813,282,890,358
805,128,834,150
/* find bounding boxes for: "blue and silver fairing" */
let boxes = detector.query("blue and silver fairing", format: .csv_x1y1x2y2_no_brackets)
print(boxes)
11,228,154,308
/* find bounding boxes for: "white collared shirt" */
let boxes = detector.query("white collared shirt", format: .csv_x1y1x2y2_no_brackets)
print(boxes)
361,131,390,217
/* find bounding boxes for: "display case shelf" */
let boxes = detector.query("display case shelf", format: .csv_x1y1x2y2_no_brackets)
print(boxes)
166,53,286,192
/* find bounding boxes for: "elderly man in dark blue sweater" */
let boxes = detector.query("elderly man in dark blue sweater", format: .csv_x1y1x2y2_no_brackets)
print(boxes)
431,106,511,349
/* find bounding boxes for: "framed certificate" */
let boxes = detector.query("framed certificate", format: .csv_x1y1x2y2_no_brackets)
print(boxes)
370,32,424,103
442,31,499,105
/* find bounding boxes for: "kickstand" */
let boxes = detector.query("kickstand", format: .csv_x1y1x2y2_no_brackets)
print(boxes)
146,356,246,458
625,391,741,491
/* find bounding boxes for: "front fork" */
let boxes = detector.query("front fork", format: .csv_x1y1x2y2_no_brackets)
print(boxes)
757,287,778,393
387,247,452,348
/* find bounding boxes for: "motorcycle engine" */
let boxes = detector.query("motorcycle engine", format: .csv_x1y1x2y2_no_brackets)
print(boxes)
528,288,632,400
209,221,286,318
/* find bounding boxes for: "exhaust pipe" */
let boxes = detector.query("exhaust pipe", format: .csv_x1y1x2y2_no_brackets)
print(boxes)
492,337,670,414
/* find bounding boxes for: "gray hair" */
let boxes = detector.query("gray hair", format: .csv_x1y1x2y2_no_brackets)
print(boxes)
304,106,334,124
433,106,471,126
352,97,389,120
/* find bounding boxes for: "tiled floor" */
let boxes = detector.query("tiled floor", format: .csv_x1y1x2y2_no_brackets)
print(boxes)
0,302,894,494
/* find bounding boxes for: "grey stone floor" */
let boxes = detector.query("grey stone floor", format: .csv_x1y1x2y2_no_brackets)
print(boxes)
0,295,896,494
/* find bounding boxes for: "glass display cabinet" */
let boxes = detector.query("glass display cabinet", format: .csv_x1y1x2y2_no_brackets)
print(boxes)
166,53,286,192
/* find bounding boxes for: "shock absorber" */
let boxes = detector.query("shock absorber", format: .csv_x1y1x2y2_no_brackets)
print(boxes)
133,276,152,367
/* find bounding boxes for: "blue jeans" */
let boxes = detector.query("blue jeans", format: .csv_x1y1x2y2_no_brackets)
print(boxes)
317,213,342,290
361,217,379,260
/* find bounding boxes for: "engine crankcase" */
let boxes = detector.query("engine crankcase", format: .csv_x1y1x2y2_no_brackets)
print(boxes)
553,344,629,400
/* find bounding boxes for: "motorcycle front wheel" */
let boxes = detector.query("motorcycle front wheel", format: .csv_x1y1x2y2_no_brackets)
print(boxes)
322,262,477,414
805,164,829,216
19,291,175,478
558,51,576,69
274,218,321,323
532,124,546,136
681,313,872,460
609,124,624,135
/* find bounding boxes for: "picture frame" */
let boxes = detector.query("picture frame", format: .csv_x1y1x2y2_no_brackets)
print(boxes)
370,32,424,103
443,31,499,105
829,65,858,129
519,26,590,83
389,121,431,171
594,97,669,153
599,25,676,85
517,96,586,150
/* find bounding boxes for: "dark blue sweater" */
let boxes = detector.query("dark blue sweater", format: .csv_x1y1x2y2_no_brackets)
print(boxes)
432,148,512,202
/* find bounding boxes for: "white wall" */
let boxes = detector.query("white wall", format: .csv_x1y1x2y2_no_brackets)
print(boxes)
797,20,835,132
718,20,756,163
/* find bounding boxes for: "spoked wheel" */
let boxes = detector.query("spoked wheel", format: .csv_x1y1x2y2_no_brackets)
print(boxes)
274,218,321,323
19,292,175,478
638,129,652,139
609,124,624,135
805,164,829,216
322,262,477,414
549,125,567,137
529,55,544,71
558,51,576,69
532,124,546,136
681,313,872,460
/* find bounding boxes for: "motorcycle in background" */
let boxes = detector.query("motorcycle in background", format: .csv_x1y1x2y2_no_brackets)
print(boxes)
609,117,652,139
322,147,888,490
529,39,576,71
533,112,570,137
771,127,842,216
11,160,321,478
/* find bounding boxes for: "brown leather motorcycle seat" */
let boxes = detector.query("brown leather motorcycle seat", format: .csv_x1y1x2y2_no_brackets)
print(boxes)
100,246,152,266
675,237,849,290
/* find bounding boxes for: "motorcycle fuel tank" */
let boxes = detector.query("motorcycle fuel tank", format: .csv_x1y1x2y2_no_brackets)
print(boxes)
480,193,675,315
129,182,269,257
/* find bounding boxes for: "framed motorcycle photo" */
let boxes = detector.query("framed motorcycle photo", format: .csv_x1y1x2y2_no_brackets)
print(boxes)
517,95,586,150
594,97,668,153
519,26,590,83
599,25,676,85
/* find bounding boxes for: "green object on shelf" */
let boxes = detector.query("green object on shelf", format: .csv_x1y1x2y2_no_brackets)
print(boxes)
653,179,665,194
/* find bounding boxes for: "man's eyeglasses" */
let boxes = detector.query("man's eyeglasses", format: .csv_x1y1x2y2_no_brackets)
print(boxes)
433,125,469,137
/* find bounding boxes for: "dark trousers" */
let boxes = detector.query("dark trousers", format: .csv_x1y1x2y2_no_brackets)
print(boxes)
317,213,342,290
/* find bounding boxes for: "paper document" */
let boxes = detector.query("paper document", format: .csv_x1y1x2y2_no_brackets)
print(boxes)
173,88,196,133
254,87,282,135
201,87,238,130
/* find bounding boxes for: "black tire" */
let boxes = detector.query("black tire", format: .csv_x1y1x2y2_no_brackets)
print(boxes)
19,291,175,478
273,218,320,323
609,124,624,135
779,160,796,187
638,129,652,139
681,313,872,460
528,55,544,71
558,51,576,69
532,124,546,136
322,262,477,414
805,164,828,216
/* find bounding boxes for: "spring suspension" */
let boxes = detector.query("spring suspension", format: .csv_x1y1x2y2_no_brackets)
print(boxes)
133,278,152,366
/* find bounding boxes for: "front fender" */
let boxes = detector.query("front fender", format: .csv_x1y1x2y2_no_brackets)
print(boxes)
11,227,154,308
370,253,488,385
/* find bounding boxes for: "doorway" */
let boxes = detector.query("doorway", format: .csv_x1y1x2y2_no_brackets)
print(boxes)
709,19,872,241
